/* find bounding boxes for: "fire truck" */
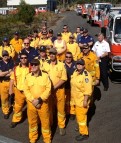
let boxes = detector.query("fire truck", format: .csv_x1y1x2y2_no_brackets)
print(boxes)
81,4,92,18
87,3,112,26
105,10,121,81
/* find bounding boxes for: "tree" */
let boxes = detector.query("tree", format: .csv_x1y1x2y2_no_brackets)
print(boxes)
17,0,35,24
0,0,7,7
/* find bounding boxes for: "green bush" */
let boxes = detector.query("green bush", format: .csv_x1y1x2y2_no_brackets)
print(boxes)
17,0,35,24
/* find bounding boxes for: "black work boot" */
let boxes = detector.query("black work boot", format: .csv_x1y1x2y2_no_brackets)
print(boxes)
75,134,89,141
10,122,18,128
70,114,75,120
4,114,9,119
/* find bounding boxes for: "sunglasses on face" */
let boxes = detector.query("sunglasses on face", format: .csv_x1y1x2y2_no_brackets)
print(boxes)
66,56,72,58
20,57,27,59
24,43,29,45
49,52,56,55
30,63,39,66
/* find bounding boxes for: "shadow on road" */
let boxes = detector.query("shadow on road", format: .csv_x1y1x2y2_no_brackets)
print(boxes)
87,86,101,124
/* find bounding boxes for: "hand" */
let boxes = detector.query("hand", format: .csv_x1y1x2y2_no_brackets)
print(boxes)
32,99,39,107
95,79,100,86
83,100,88,108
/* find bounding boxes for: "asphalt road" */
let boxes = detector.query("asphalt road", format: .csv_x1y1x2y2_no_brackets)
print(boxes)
0,11,121,143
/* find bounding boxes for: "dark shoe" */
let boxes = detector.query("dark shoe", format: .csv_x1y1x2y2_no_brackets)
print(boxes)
4,114,9,119
75,134,89,141
75,126,79,132
104,87,108,91
59,128,66,136
70,114,75,120
10,122,18,128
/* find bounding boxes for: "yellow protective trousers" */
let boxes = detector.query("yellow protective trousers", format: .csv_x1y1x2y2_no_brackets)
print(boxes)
27,101,51,143
70,105,76,115
1,81,10,115
75,106,89,135
12,87,26,123
53,88,66,128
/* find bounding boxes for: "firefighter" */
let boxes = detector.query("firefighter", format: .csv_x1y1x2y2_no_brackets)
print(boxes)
37,46,49,70
48,29,57,43
30,29,40,49
19,38,39,63
61,25,72,43
79,29,94,48
10,31,23,54
64,52,76,119
0,37,15,59
73,27,81,40
47,48,67,136
24,59,51,143
76,27,84,44
9,52,30,128
0,50,14,119
53,33,67,61
67,35,80,61
70,59,93,141
78,43,100,86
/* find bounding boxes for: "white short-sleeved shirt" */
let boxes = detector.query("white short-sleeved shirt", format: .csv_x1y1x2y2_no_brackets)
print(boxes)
92,40,110,57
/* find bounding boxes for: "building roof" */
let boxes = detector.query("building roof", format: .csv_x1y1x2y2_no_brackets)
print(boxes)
7,0,47,6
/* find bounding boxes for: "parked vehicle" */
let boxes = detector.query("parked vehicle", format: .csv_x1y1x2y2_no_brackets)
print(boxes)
82,4,91,18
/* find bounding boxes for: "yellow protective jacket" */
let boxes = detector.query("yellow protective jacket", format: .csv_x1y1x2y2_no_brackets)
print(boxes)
78,51,100,85
70,69,93,107
61,32,72,43
10,38,23,53
24,71,51,102
67,42,80,61
0,45,15,58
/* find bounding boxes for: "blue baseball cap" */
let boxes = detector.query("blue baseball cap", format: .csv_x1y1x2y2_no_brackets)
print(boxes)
3,37,9,42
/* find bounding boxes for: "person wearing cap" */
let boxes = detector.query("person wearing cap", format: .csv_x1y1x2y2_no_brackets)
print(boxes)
79,28,94,48
39,31,53,54
67,34,80,61
46,48,67,136
37,46,49,70
64,52,76,119
9,52,30,128
19,38,39,63
73,27,81,40
30,29,40,49
48,29,57,43
76,27,84,44
78,43,100,86
92,33,110,91
53,33,67,61
10,32,23,54
0,50,14,119
70,59,93,141
61,25,72,43
0,37,15,59
24,59,51,143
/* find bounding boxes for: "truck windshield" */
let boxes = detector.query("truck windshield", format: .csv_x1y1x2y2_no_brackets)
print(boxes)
114,17,121,37
95,4,111,10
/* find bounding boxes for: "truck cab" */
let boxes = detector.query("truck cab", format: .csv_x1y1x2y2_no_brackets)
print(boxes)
106,10,121,81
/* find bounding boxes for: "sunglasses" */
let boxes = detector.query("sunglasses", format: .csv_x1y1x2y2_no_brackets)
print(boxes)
30,63,39,66
20,57,27,59
66,56,72,58
49,52,56,55
24,43,29,45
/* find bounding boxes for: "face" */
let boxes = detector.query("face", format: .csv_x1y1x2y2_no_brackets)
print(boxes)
76,28,80,33
76,64,85,71
33,32,38,38
69,37,73,42
63,26,68,32
31,63,40,73
82,47,90,54
83,32,88,37
20,55,28,65
57,35,62,40
49,53,56,61
3,41,9,46
98,34,104,42
48,33,53,37
23,39,30,49
3,55,9,61
14,34,19,39
65,54,73,63
42,26,47,31
40,51,46,58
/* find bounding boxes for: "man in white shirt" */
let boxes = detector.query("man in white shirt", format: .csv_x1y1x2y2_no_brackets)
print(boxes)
92,33,110,91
